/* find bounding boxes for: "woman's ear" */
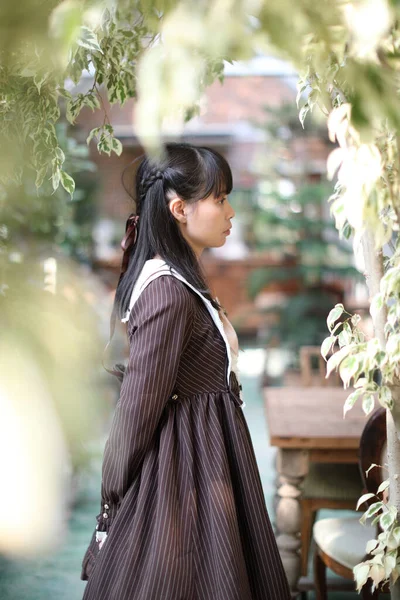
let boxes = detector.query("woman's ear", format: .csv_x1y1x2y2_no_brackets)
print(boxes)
169,197,187,224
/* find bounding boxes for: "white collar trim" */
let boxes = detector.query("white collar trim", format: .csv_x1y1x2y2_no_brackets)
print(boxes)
121,259,232,388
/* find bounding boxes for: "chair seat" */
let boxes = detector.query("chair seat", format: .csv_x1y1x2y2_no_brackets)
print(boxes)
303,463,362,500
313,516,376,571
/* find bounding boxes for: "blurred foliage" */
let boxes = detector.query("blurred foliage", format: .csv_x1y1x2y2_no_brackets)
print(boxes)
262,101,330,141
0,0,396,198
0,112,103,473
247,102,362,356
250,184,358,280
1,120,98,264
0,0,228,192
249,184,362,353
0,257,105,465
0,254,109,556
0,112,102,543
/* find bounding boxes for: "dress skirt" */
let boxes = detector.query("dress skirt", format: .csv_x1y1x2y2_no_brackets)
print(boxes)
81,274,290,600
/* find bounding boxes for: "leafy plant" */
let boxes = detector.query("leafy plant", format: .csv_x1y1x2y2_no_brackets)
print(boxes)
354,473,398,591
1,119,98,270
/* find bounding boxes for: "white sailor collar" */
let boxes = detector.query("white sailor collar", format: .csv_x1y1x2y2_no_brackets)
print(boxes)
121,259,234,389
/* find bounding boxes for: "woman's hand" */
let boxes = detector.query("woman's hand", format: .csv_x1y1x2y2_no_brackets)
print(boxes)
96,530,108,550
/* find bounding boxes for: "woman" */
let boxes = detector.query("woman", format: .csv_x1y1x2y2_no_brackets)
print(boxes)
81,142,290,599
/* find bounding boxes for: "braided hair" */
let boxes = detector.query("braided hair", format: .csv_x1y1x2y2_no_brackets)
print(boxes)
115,142,233,321
137,169,164,209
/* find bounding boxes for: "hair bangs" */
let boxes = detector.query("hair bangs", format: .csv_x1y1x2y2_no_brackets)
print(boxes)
196,147,233,200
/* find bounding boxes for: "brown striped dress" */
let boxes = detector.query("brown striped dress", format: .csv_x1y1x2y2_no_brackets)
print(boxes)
81,259,290,600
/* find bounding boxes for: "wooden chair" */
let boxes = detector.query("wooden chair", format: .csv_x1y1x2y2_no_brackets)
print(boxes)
313,407,387,599
299,346,364,577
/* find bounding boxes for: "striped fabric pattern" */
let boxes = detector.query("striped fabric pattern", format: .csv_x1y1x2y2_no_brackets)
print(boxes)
81,275,290,599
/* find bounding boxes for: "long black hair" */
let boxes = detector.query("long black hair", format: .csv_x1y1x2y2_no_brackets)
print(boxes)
115,142,233,321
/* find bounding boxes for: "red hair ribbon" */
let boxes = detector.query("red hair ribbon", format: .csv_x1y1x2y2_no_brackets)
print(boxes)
120,213,139,275
102,212,139,379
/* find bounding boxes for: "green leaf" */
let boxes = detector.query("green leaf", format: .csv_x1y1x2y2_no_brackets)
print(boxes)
371,513,382,527
77,26,103,54
331,320,345,335
367,338,382,360
117,81,127,104
343,389,362,417
375,351,386,367
362,394,375,415
86,127,100,145
380,509,396,531
387,533,398,550
85,93,101,111
34,73,47,94
378,386,392,410
370,293,383,320
392,527,400,544
58,87,72,99
353,563,370,591
371,552,385,566
386,334,400,358
321,335,336,359
326,345,352,378
55,147,65,163
366,464,379,477
380,267,399,297
299,103,309,128
338,328,351,347
296,83,308,108
97,136,111,156
111,137,123,156
355,377,368,389
384,552,396,578
339,355,359,388
327,304,344,331
60,171,75,198
365,539,379,554
35,165,48,189
377,479,390,495
356,493,376,510
52,168,61,191
365,501,384,520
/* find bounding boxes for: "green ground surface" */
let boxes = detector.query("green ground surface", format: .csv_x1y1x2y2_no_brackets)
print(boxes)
0,345,388,599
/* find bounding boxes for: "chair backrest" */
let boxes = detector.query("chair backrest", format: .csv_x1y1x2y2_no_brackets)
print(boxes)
359,407,387,495
299,345,341,387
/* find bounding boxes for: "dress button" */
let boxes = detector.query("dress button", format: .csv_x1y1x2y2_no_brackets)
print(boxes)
104,504,109,509
103,513,109,519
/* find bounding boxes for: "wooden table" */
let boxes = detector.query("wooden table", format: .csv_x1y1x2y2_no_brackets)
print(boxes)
264,386,369,596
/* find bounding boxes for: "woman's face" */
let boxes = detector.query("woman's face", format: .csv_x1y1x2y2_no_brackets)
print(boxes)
178,191,235,257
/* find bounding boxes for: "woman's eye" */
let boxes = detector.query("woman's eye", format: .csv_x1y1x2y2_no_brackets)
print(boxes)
219,197,226,204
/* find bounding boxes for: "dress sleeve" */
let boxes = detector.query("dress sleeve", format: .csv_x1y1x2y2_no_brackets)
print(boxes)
96,275,194,532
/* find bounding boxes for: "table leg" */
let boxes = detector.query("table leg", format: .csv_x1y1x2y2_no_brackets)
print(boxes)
275,448,310,594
